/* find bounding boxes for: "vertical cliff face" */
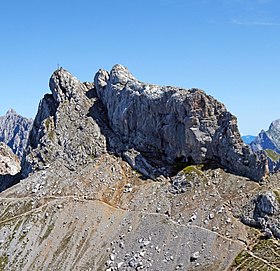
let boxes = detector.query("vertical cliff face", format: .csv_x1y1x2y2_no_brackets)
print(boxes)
0,109,32,159
94,64,268,181
21,68,107,177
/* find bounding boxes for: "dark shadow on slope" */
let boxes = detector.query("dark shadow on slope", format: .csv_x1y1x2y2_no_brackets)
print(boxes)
0,173,21,193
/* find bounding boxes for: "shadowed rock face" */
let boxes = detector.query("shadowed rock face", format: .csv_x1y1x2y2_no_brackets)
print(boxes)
0,109,32,159
94,64,268,181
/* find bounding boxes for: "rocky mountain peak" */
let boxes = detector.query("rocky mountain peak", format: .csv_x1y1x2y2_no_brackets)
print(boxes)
269,119,280,131
0,109,32,159
19,64,269,182
49,68,85,104
93,65,268,181
21,67,107,177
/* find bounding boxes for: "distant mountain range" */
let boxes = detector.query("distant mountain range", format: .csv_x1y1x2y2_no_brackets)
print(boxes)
250,119,280,172
241,135,256,144
0,109,32,159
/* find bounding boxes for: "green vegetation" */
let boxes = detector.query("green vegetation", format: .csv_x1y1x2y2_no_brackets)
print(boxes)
0,255,8,271
40,223,54,244
231,239,280,270
265,149,280,162
234,250,250,266
183,165,204,176
273,190,280,204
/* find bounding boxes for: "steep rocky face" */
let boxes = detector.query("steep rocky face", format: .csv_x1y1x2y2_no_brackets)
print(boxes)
21,68,107,177
94,64,268,181
0,109,32,159
0,142,20,175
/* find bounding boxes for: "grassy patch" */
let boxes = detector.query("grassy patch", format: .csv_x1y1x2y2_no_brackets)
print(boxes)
265,149,280,162
234,250,250,266
0,255,8,271
183,165,204,176
273,190,280,204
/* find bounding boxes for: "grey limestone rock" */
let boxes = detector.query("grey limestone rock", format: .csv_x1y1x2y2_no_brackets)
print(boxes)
0,109,32,159
94,64,268,181
21,68,107,177
256,192,279,215
242,191,280,238
0,142,21,176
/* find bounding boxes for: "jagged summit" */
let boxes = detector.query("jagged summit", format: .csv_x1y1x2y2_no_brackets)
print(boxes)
21,64,268,181
0,109,32,159
250,118,280,172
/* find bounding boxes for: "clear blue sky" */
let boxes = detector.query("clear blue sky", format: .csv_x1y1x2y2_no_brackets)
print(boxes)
0,0,279,135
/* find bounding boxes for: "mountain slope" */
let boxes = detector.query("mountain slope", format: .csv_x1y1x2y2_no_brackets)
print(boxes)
0,65,277,271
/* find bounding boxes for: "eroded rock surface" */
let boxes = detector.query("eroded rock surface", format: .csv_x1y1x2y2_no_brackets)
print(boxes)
95,64,268,181
21,68,107,177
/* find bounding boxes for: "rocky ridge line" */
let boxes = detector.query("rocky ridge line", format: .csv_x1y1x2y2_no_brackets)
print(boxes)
21,65,268,182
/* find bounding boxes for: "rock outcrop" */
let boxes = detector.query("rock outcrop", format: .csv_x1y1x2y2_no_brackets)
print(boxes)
94,64,268,181
22,68,107,177
0,142,21,175
0,109,32,159
242,190,280,239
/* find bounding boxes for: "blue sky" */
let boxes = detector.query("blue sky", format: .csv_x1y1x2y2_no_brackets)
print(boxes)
0,0,279,135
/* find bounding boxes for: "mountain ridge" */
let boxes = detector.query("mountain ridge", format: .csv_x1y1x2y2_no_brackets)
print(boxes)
0,65,279,271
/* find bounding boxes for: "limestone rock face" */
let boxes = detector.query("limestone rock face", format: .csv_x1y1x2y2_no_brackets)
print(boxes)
21,68,107,177
242,190,280,238
94,64,268,181
0,142,21,175
0,109,32,159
